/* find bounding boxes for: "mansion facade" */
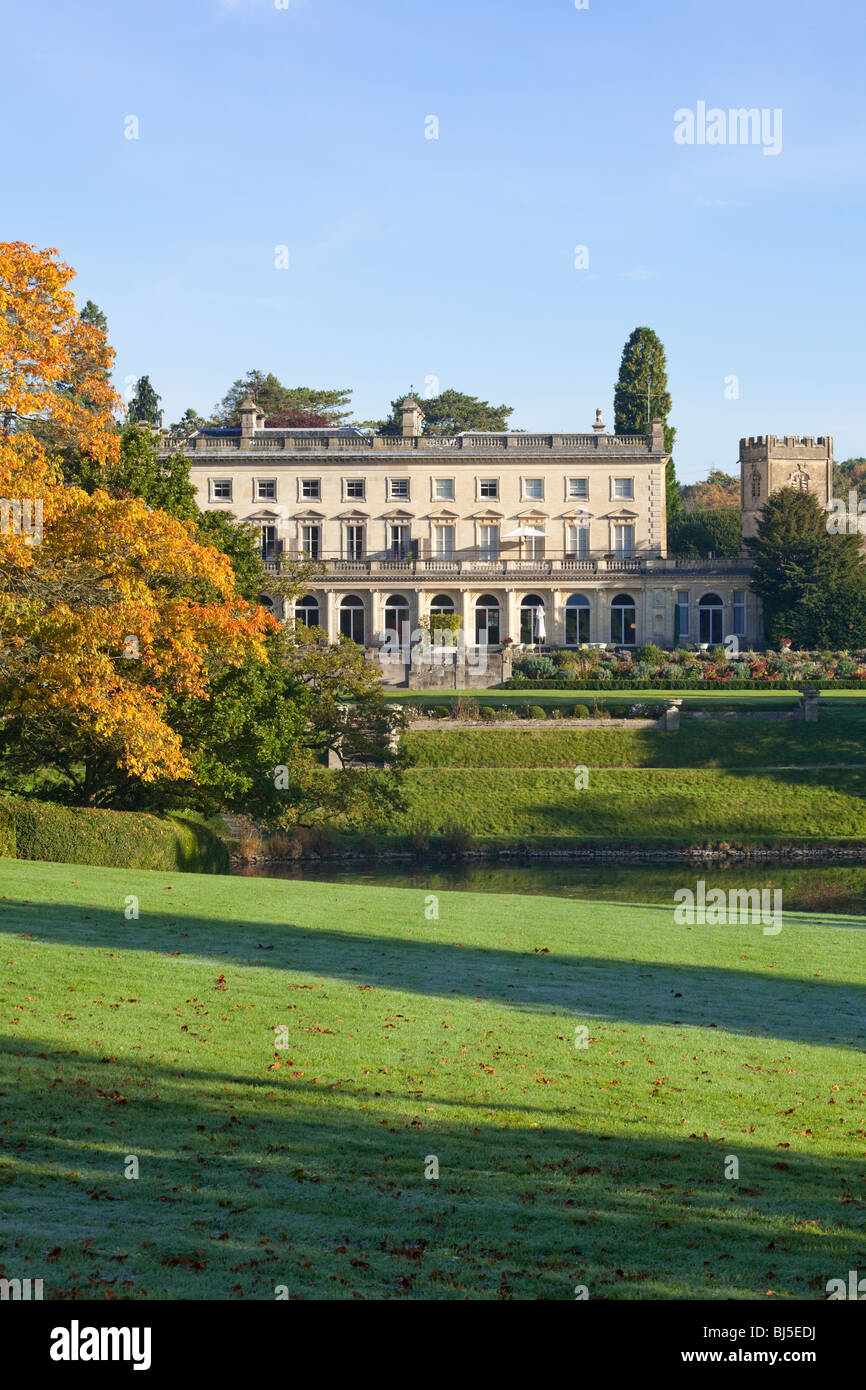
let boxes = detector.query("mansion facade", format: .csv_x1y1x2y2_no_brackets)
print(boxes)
163,396,833,660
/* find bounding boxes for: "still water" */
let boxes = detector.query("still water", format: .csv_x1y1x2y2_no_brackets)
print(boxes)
234,856,866,917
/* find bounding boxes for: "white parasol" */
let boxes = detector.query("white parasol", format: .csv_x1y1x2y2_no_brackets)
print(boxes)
503,526,546,538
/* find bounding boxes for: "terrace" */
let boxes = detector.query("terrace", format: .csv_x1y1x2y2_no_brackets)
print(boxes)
261,551,753,578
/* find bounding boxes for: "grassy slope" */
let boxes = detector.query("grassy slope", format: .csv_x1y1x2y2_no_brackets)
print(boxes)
404,709,866,769
1,861,864,1300
356,768,866,843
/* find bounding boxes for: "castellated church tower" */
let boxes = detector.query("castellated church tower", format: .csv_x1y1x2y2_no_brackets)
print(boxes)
739,435,833,538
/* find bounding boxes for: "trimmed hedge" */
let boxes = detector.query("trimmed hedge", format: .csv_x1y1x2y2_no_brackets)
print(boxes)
0,798,228,872
0,803,15,858
506,675,866,691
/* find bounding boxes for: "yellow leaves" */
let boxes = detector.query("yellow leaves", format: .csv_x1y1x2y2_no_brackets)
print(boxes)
0,241,284,790
1,484,278,785
0,241,121,492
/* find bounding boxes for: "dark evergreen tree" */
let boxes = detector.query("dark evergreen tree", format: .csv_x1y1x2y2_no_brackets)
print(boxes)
127,374,163,426
214,371,353,426
375,388,513,436
668,506,743,558
748,487,866,647
614,326,682,521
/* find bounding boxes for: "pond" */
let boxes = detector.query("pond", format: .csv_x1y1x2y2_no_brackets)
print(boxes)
233,857,866,917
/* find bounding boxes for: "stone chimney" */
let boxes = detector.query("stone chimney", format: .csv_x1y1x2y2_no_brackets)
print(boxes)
592,408,605,434
400,395,425,438
649,417,666,450
239,395,258,437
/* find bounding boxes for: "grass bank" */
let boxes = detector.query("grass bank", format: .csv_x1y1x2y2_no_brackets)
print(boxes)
404,709,866,769
343,767,866,845
0,798,228,873
1,860,863,1300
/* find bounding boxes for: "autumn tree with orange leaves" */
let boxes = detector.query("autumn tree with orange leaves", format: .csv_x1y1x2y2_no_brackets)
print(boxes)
0,242,405,823
0,242,278,798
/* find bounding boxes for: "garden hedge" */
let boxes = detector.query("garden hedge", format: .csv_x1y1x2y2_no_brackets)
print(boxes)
0,798,228,872
506,676,866,691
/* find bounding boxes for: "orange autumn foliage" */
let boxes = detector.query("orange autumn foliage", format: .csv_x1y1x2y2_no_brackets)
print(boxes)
0,241,120,501
0,242,279,790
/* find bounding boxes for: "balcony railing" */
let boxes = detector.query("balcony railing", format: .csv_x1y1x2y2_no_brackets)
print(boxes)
260,551,753,577
169,431,658,455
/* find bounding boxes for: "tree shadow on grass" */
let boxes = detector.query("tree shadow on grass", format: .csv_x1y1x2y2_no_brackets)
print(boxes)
1,1035,862,1301
1,896,864,1050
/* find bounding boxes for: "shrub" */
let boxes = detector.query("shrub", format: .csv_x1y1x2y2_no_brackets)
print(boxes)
631,661,656,680
237,834,265,860
572,704,591,719
662,663,681,680
526,705,548,719
550,707,563,719
0,803,16,858
438,823,472,857
520,655,557,680
5,799,228,872
308,824,340,857
637,643,664,666
455,697,481,722
267,830,298,859
479,706,497,721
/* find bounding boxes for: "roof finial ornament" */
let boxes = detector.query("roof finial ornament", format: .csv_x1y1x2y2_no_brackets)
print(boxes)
593,408,605,433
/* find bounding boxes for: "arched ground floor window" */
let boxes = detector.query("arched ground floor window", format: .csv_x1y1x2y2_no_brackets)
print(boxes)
475,594,500,644
295,595,319,628
565,593,590,646
429,593,455,616
611,592,636,647
339,594,365,645
383,593,410,639
520,594,546,645
699,592,724,645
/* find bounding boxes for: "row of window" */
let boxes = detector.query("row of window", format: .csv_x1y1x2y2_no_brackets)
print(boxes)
258,520,636,561
284,590,746,647
210,475,637,504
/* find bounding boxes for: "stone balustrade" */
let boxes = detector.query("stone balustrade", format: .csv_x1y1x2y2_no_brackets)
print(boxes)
169,431,658,455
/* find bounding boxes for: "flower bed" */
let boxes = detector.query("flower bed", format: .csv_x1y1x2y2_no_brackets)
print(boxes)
508,646,866,688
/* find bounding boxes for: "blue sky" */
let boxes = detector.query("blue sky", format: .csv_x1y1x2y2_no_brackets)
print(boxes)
4,0,865,479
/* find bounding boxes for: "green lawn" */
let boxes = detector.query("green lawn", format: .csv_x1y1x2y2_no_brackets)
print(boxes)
1,860,864,1300
405,708,866,769
355,767,866,844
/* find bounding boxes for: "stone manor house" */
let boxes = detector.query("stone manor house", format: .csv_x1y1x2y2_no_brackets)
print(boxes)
162,395,832,672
